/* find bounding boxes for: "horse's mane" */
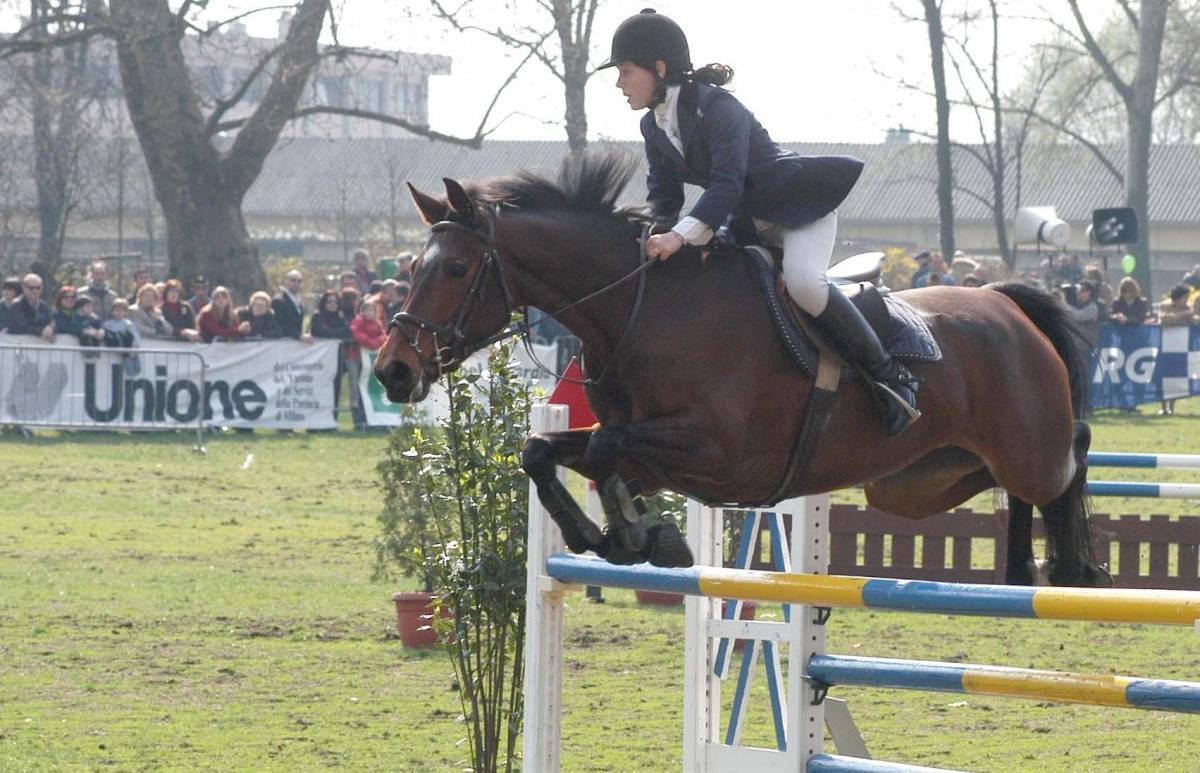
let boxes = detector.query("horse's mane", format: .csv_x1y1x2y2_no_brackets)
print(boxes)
473,153,647,224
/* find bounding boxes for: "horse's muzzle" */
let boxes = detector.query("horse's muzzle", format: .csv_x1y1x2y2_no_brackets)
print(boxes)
375,359,428,403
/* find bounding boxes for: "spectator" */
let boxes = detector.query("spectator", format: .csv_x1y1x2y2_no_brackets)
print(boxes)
1084,264,1114,306
1054,253,1084,285
160,279,202,342
339,270,358,290
186,276,210,316
351,248,376,293
130,284,174,340
1182,264,1200,290
1157,284,1192,415
915,253,957,287
961,274,983,288
102,298,139,348
238,291,282,340
127,267,153,305
79,260,119,321
910,251,931,288
339,287,360,325
6,273,54,340
271,269,312,341
1068,280,1105,349
197,286,249,342
378,279,402,325
393,252,414,305
1110,277,1153,326
348,298,386,430
75,297,103,341
311,289,355,425
52,285,105,345
0,276,22,331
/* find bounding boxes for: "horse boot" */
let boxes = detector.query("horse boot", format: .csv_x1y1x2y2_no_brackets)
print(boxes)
812,289,921,437
598,474,649,565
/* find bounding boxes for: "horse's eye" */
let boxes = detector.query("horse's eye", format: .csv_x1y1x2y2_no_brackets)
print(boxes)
448,260,470,278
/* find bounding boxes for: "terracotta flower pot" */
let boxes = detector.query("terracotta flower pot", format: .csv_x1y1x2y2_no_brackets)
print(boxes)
635,588,685,606
392,592,451,648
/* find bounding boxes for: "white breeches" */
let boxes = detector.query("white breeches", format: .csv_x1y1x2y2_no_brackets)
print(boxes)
756,211,839,316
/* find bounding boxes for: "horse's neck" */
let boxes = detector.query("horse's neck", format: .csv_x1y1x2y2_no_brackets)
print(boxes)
501,218,634,356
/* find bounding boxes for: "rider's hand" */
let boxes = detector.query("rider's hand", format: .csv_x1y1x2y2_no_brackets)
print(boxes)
645,231,685,261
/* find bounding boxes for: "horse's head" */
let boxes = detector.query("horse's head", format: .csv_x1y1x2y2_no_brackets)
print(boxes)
374,178,514,403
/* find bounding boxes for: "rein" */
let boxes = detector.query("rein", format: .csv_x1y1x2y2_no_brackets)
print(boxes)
389,209,653,388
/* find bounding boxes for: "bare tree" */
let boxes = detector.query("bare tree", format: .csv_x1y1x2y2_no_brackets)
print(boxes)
429,0,600,154
1,0,525,296
921,0,957,259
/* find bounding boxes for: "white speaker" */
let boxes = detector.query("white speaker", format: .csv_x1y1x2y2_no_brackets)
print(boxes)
1013,206,1071,247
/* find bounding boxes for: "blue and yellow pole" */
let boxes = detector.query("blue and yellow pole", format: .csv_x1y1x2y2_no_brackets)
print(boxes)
807,654,1200,714
544,554,1200,626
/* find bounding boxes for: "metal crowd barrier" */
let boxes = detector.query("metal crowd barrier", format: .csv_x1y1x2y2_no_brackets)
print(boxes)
0,342,208,450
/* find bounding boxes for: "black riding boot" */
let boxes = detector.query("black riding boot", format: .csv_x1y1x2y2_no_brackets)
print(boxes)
813,289,921,437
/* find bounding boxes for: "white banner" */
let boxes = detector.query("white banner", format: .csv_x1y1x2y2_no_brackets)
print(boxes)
358,342,560,426
0,334,339,430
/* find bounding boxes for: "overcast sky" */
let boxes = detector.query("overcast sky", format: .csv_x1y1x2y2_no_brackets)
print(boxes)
331,0,1069,145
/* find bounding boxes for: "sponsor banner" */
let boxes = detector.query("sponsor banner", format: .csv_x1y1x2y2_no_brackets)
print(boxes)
358,341,560,426
0,334,338,429
1090,324,1200,410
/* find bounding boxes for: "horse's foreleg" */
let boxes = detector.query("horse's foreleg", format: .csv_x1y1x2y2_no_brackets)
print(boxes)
522,429,604,555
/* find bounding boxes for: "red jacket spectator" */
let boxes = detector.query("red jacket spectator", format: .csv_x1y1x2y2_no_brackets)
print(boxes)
350,309,386,360
196,287,245,342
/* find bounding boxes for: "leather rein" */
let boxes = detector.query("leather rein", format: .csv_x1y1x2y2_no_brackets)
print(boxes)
388,208,653,388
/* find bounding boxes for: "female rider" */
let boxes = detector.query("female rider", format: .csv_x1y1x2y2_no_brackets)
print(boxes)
601,8,919,436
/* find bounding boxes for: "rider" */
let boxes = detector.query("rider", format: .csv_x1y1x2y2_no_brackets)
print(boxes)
599,8,920,436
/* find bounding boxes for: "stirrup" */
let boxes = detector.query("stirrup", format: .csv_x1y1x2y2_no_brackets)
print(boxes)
876,380,921,421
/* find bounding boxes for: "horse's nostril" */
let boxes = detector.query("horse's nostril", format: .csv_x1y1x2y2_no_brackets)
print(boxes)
377,359,412,391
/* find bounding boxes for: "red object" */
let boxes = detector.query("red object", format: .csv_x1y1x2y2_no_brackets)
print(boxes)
634,588,685,606
548,358,597,429
392,592,452,648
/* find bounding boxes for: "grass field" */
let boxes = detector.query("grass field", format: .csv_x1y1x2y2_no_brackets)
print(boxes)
2,402,1200,772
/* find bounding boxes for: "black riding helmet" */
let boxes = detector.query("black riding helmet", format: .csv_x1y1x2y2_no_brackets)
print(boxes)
597,8,691,76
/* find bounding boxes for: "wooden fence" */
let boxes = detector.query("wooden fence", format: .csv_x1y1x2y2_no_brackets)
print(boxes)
744,504,1200,590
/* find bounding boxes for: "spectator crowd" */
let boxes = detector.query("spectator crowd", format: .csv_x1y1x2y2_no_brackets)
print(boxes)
0,249,414,430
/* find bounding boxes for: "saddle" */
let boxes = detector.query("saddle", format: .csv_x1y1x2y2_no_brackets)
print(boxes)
725,246,942,507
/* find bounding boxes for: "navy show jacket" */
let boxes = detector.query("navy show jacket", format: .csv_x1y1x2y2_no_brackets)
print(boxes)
641,81,863,232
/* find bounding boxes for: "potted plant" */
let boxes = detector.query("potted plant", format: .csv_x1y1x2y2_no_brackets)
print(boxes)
634,491,688,606
375,416,450,648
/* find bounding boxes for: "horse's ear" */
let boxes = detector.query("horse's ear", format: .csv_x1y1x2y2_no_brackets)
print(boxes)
407,183,448,225
442,177,476,225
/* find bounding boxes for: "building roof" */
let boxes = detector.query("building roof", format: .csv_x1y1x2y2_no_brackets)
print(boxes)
245,137,1200,225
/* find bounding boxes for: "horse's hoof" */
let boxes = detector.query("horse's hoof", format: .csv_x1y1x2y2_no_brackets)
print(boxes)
599,530,643,565
1004,560,1036,586
646,523,694,568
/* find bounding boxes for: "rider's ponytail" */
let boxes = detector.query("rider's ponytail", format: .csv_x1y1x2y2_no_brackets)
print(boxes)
691,63,734,87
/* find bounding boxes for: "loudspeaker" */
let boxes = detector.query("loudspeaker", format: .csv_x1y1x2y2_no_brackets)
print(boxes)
1091,207,1138,245
1013,206,1070,247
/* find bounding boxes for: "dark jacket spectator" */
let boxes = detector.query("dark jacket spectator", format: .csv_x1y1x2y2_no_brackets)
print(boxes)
51,286,105,345
0,277,19,331
311,290,353,342
6,274,54,339
237,291,282,339
351,249,376,293
339,287,360,325
126,268,152,306
186,276,210,316
1110,277,1153,326
272,271,306,338
160,280,202,342
197,286,247,342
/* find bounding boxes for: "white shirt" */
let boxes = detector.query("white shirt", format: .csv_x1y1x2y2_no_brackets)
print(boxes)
653,85,713,246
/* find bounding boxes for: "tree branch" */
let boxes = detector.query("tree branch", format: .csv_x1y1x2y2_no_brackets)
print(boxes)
1003,105,1124,185
0,25,113,61
215,105,485,148
1067,0,1133,102
203,41,288,137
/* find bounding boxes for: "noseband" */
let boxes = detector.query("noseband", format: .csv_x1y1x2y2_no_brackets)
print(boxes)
389,208,653,386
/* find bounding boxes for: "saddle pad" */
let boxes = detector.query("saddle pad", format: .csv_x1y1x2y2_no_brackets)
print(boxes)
746,248,942,380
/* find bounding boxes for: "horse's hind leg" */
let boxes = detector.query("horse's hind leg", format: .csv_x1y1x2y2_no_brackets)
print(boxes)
1039,421,1111,587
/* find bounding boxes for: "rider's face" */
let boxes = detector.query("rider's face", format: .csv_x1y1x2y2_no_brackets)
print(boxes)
615,61,662,110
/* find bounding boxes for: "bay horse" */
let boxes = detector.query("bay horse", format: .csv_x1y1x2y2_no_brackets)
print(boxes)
375,155,1107,587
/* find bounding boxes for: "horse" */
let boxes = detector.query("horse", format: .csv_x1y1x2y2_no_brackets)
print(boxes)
375,155,1107,587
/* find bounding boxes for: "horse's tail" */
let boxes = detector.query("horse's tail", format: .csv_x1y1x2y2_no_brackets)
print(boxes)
986,281,1090,420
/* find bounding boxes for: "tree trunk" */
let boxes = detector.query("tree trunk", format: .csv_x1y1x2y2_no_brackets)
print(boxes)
922,0,955,259
161,186,263,296
555,0,591,155
562,66,588,155
1126,0,1168,296
986,0,1011,268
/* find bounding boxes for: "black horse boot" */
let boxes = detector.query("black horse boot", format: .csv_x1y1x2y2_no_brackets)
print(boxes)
812,289,921,437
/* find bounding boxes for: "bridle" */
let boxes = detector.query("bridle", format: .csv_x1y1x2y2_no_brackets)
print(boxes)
388,205,653,387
